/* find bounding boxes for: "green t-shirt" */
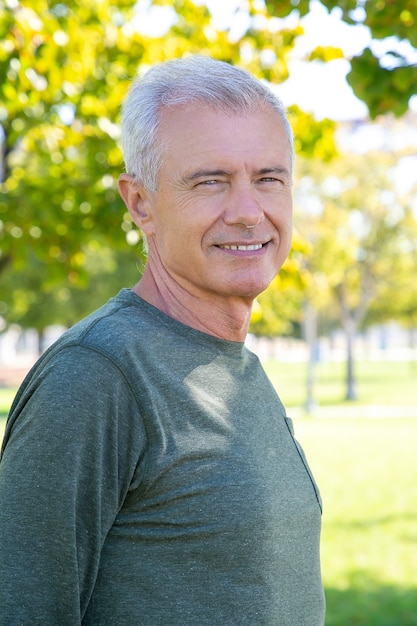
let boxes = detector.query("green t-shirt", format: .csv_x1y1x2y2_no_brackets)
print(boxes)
0,289,325,625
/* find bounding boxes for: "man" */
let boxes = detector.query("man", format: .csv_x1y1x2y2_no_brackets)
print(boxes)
0,56,325,625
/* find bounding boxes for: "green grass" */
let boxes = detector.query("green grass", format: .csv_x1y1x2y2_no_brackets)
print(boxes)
0,388,17,415
0,388,17,440
264,359,417,417
1,361,417,624
295,417,417,626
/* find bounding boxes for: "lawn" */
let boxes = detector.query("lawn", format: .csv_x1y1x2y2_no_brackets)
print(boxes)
0,388,17,438
295,417,417,626
1,359,417,625
264,358,417,418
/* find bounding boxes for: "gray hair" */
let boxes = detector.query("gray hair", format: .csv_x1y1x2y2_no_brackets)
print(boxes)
121,55,293,192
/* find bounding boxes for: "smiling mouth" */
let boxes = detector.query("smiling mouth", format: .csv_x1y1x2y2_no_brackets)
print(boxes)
219,243,264,251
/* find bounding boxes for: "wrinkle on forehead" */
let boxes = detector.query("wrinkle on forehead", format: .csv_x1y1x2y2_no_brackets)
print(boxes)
156,103,293,185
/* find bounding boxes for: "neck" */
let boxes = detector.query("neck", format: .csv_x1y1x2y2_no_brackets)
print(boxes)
133,266,253,342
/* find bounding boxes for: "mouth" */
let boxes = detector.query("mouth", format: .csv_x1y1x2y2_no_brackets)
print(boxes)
218,243,265,251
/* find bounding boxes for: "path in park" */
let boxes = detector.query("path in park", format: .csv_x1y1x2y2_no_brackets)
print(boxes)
0,365,31,388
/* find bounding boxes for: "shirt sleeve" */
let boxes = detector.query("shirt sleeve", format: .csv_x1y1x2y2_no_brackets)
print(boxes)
0,345,147,625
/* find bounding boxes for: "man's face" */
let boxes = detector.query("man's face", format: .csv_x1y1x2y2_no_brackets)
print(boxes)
138,102,293,303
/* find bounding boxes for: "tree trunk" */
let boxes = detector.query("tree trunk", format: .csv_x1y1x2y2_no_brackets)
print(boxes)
37,329,45,356
304,301,318,413
345,317,357,401
408,326,417,374
335,284,360,402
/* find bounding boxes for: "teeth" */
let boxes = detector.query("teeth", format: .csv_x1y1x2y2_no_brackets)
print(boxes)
221,244,263,251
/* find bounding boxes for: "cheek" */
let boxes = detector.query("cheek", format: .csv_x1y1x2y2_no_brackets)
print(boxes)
151,202,202,254
273,203,293,255
165,196,221,237
283,220,293,254
271,201,292,235
285,212,294,236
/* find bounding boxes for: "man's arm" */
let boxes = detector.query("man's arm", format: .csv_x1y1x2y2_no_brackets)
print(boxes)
0,346,145,625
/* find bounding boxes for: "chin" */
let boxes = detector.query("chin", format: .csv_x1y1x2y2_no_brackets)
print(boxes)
227,280,272,300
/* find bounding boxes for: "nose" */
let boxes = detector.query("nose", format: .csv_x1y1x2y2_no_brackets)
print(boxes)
223,182,265,229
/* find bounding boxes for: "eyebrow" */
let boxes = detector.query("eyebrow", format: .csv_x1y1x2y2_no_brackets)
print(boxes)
257,167,291,178
183,166,291,183
182,169,232,184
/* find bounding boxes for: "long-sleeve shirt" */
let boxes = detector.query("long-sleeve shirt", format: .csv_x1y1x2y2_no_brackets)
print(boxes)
0,289,325,625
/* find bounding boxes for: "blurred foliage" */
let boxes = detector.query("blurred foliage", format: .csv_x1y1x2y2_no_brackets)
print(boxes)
0,0,149,328
365,196,417,330
265,0,417,118
293,150,417,332
289,105,337,161
348,47,417,118
250,233,310,336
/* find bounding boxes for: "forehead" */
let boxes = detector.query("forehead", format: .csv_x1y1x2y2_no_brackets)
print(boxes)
158,102,292,173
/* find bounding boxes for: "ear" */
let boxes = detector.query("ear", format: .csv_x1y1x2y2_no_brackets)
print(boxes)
118,174,155,236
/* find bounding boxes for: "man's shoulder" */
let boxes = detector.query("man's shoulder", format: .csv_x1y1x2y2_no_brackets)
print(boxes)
18,290,152,386
59,289,153,351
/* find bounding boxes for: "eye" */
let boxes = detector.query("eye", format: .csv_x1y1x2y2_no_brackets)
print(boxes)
257,176,287,186
194,179,227,189
255,167,291,186
198,179,218,186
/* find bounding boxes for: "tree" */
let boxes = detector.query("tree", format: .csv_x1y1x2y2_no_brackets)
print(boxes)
364,196,417,336
293,150,417,400
265,0,417,118
249,232,310,337
0,0,149,326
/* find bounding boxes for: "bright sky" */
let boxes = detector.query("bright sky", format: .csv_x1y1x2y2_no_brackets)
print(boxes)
135,0,416,122
207,0,371,121
272,4,370,120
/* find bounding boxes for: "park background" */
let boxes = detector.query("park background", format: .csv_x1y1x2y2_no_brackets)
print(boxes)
1,0,417,624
